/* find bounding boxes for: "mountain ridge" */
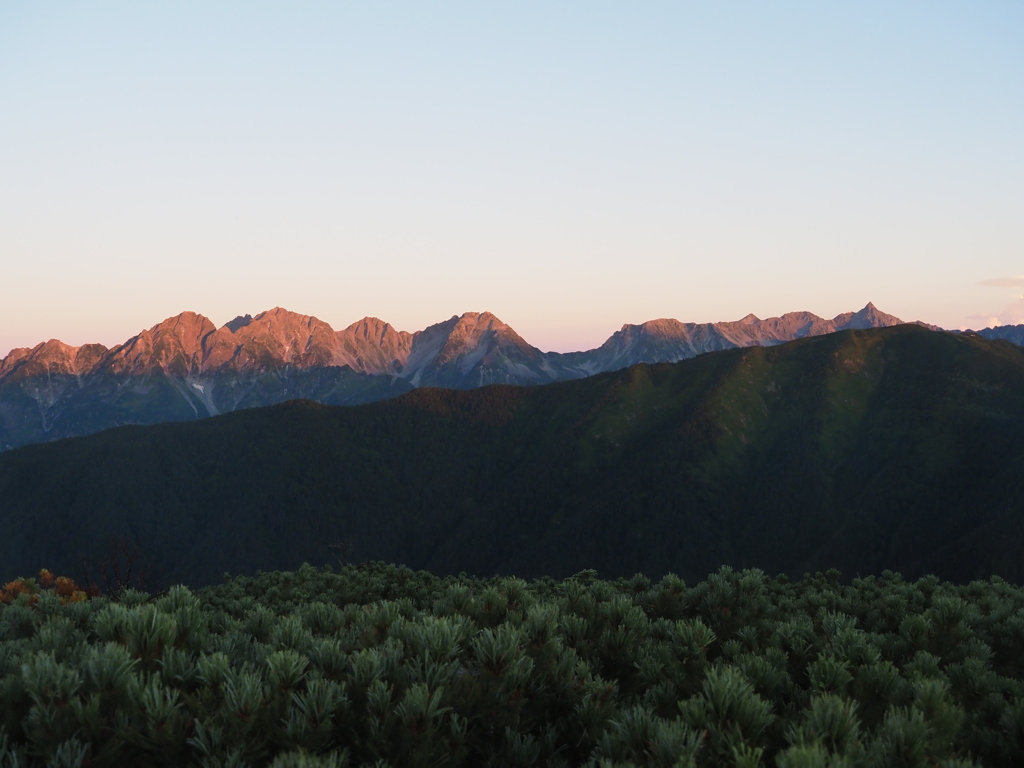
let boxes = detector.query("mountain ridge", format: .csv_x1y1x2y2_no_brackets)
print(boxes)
0,302,916,379
0,302,957,451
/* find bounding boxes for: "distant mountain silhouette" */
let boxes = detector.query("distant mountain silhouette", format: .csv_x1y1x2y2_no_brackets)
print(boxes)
0,303,935,450
2,325,1023,588
557,302,911,374
975,324,1024,346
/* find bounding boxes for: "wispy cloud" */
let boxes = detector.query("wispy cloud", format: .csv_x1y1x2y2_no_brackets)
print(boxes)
978,276,1024,289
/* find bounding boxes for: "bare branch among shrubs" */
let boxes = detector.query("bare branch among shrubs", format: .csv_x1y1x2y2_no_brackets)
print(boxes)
79,537,156,597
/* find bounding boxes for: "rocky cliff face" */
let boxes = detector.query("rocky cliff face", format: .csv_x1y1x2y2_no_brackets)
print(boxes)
336,317,414,376
0,302,930,450
399,312,574,388
0,309,413,450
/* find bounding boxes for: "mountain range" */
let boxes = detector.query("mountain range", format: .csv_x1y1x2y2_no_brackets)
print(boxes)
0,302,939,450
2,324,1023,587
976,323,1024,347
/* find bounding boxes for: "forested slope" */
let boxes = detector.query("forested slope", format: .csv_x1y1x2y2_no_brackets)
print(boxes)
1,325,1023,587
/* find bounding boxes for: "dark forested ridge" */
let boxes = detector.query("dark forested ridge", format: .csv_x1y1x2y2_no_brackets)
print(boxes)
1,325,1023,588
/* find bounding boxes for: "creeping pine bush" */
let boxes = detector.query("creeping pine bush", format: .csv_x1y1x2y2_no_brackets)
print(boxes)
2,564,1024,767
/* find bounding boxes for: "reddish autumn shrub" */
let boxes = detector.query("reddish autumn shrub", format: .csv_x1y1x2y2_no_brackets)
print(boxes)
0,570,94,606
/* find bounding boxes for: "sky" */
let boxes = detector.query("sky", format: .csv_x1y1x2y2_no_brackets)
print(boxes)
1,2,1023,357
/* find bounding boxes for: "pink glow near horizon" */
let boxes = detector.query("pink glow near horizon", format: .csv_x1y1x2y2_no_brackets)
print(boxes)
1,4,1022,359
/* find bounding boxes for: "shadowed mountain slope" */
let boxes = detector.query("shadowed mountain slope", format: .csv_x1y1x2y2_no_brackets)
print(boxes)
0,304,926,451
978,324,1024,346
557,302,909,374
2,325,1023,588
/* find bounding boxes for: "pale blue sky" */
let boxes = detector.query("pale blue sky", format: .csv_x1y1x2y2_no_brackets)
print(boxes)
1,2,1022,356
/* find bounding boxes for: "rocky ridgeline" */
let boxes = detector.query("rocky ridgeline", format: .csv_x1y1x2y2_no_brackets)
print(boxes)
0,303,926,450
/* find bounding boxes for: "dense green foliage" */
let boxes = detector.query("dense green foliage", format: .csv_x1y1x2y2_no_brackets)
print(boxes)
3,562,1024,766
2,326,1024,588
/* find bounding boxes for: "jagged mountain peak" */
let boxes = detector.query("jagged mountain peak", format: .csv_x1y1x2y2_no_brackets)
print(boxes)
636,318,689,334
335,317,414,377
0,347,33,377
453,310,505,327
137,312,219,350
411,311,509,340
147,311,218,337
441,312,532,353
202,308,342,372
596,320,690,352
211,308,338,343
103,312,217,376
248,307,328,330
29,339,83,362
0,339,110,381
346,316,389,332
343,316,411,343
448,311,529,345
396,311,546,387
833,302,903,330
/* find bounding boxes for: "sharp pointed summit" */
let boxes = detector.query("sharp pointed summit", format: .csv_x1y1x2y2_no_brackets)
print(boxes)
832,302,903,331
